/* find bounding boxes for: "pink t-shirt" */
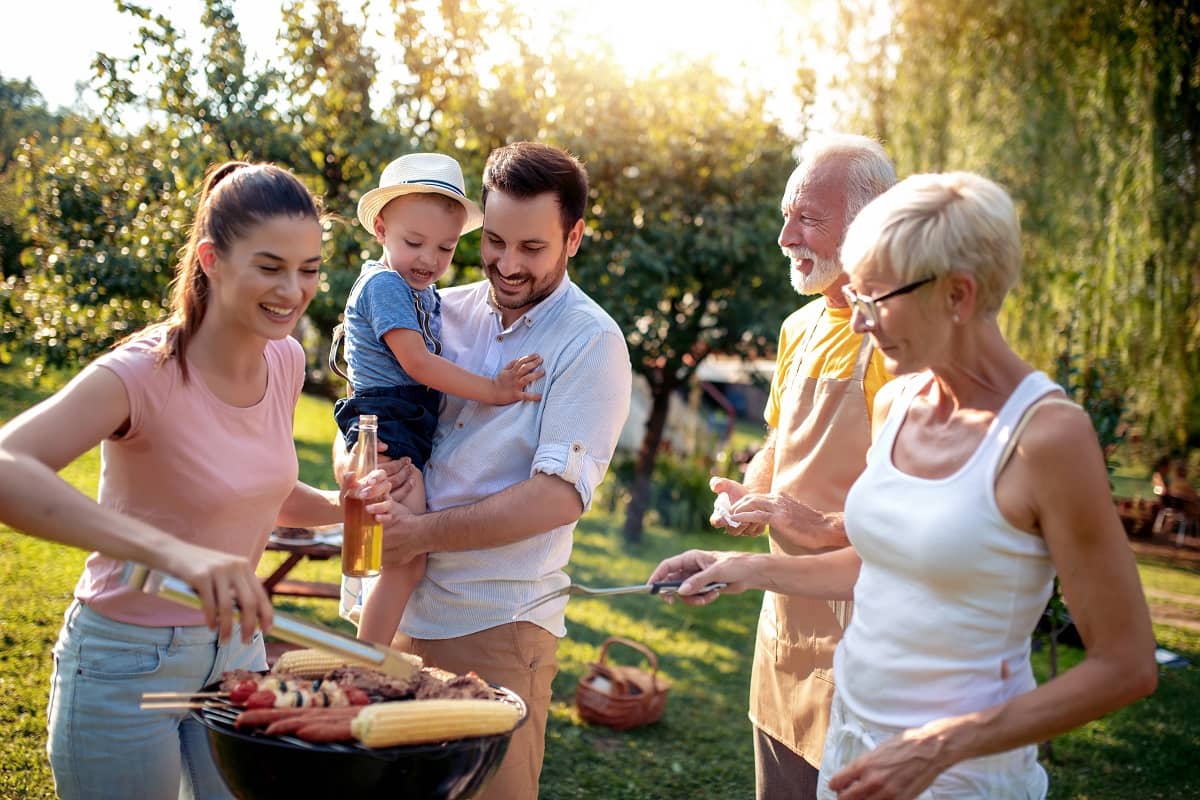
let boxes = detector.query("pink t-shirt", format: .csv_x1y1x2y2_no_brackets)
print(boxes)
74,334,305,626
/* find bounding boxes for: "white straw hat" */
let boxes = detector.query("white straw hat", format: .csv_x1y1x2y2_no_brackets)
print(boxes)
356,153,483,235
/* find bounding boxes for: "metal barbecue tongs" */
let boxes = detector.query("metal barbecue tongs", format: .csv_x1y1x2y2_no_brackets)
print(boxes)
512,579,728,619
121,562,418,680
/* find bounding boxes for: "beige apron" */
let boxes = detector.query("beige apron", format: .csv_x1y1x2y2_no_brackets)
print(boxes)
748,308,874,767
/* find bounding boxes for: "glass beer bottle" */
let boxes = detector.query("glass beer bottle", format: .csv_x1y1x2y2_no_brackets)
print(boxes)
342,414,382,577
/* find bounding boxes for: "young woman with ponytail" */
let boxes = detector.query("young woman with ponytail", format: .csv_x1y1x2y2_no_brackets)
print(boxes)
0,161,393,799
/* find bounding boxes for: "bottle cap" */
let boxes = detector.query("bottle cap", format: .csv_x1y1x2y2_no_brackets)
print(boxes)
359,414,378,429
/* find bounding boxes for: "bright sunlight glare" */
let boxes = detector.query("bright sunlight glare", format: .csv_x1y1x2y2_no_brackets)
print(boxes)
527,0,814,75
0,0,845,132
517,0,842,130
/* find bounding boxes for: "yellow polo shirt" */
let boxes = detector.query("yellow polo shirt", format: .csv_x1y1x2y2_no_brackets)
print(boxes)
765,301,891,429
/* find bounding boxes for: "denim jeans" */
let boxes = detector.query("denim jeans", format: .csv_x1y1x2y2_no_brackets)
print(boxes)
46,601,266,800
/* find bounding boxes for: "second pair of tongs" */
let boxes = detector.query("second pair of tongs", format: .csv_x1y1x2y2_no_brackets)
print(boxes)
513,579,727,618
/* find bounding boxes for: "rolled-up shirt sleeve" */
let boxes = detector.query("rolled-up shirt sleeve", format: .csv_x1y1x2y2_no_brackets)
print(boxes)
531,327,632,510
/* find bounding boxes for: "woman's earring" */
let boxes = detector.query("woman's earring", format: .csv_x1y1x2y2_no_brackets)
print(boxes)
952,313,961,324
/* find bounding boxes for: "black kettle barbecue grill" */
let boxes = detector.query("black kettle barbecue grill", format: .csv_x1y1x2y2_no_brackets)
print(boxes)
190,682,526,799
123,563,527,800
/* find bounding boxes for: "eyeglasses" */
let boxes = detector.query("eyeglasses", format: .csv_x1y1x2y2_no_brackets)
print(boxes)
841,275,936,329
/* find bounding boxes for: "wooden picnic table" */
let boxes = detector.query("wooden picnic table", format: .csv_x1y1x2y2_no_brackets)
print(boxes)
262,533,341,600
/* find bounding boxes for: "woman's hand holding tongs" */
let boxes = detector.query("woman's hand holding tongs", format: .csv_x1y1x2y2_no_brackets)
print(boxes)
167,544,274,644
648,549,763,606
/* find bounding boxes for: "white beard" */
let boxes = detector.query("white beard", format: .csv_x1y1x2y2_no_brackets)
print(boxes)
786,247,842,296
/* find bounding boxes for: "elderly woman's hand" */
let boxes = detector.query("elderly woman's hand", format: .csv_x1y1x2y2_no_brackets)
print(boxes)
648,549,761,606
825,722,951,800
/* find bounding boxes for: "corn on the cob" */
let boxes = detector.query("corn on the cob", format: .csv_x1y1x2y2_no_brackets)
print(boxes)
271,648,363,678
351,699,521,747
272,647,421,680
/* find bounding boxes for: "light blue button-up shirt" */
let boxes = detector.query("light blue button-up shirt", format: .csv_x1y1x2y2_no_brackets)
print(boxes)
398,276,631,638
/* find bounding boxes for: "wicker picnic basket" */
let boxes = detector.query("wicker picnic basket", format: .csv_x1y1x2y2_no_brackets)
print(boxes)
575,636,670,731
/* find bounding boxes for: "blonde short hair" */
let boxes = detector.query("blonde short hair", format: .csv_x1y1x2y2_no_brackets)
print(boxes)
840,172,1021,314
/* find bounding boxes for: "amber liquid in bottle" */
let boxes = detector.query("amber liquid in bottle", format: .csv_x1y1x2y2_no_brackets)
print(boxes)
342,414,382,578
342,495,382,577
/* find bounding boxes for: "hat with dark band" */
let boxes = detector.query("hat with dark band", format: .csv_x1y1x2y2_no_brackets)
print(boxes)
357,153,483,235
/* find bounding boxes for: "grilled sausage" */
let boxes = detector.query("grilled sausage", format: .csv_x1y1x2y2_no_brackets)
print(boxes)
234,707,311,730
293,720,356,742
263,707,362,736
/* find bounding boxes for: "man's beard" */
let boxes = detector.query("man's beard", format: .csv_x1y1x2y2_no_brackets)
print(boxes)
785,247,842,296
485,249,568,313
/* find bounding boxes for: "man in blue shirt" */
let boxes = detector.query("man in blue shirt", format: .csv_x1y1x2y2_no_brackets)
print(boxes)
340,142,632,800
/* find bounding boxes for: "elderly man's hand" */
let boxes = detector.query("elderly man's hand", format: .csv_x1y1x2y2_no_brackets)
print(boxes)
726,492,845,551
709,476,767,537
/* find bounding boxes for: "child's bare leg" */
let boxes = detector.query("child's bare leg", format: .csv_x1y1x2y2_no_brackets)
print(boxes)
357,554,426,644
394,459,426,515
357,466,427,645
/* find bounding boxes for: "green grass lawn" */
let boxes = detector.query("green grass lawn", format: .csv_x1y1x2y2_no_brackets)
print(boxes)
1,366,1198,799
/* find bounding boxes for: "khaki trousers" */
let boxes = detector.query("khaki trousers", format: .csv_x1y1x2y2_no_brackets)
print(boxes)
404,622,558,800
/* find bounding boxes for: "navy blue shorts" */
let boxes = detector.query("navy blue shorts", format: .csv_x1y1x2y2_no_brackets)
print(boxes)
334,385,441,470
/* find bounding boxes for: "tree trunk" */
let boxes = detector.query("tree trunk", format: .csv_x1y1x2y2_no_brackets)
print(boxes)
622,383,673,544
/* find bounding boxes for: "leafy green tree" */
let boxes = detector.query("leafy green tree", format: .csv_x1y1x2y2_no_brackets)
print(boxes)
3,0,287,377
273,0,390,390
96,0,289,161
1,0,505,387
569,68,799,543
4,125,190,375
378,0,531,288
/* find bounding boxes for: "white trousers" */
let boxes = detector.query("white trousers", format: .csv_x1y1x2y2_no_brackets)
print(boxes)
816,693,1048,799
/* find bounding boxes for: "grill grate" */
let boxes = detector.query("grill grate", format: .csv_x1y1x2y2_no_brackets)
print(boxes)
193,684,526,755
196,697,369,753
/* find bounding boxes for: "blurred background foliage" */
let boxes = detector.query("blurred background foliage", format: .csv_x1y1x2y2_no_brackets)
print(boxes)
1,0,1198,539
831,0,1199,459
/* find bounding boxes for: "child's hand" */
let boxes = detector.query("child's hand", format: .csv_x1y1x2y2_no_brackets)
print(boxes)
492,354,545,404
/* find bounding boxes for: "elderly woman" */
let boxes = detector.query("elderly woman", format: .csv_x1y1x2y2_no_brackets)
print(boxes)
651,172,1157,799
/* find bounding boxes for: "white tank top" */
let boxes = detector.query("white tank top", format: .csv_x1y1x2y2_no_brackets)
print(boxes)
834,370,1060,729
